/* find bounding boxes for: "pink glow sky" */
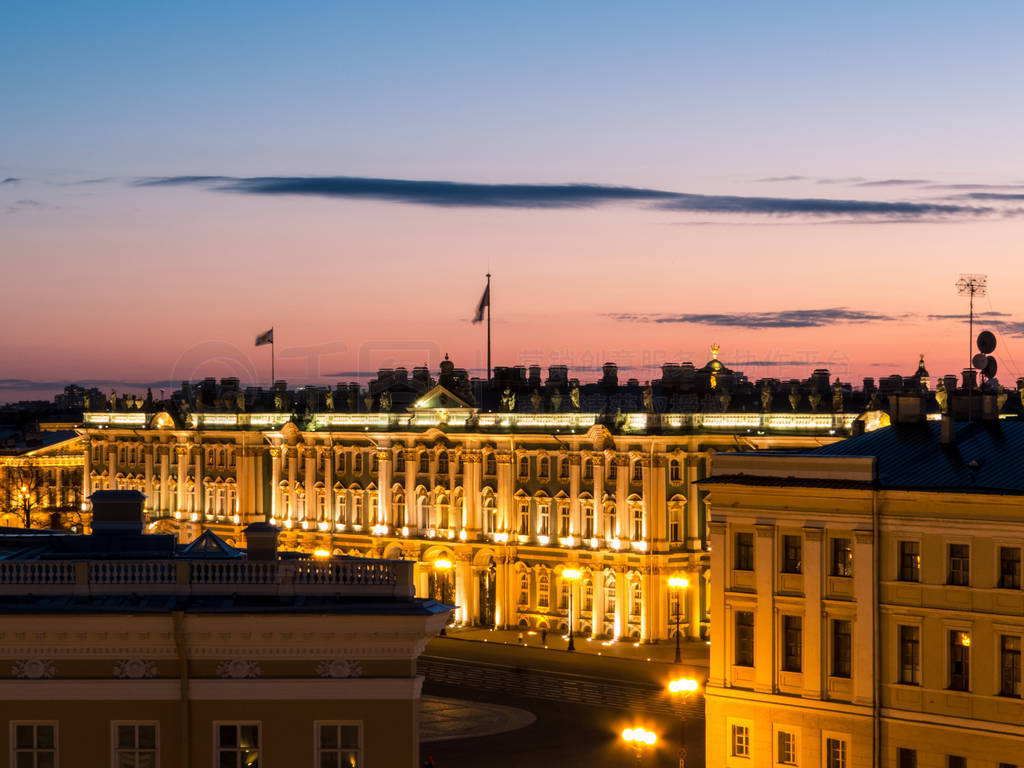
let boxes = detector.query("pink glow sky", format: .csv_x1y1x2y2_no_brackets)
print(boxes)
3,2,1024,401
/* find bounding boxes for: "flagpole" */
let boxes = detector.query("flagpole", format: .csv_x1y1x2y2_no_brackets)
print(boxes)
486,273,492,382
271,327,275,387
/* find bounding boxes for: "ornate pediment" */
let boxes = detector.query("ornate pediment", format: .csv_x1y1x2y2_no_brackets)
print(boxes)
409,385,473,411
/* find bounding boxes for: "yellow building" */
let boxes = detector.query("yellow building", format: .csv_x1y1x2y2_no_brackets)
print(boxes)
77,356,857,643
704,394,1024,768
0,490,449,768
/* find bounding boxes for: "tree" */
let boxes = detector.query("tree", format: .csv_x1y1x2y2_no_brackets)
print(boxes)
0,466,43,528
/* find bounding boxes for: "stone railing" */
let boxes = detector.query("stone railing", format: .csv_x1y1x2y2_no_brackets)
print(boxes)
0,557,414,599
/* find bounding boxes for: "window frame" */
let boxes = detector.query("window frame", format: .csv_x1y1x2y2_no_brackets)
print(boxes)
110,721,159,768
898,623,921,685
898,540,920,582
734,531,754,571
314,720,362,768
999,546,1022,589
830,618,852,679
947,542,970,587
948,629,971,692
729,720,752,759
774,726,799,767
822,733,849,768
782,614,803,673
734,610,755,668
10,721,58,768
831,537,853,578
781,534,802,574
213,721,261,768
1000,633,1022,698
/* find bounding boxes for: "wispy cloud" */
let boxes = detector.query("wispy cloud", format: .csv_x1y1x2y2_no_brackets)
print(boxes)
605,308,900,328
1,177,20,184
754,175,806,183
926,311,1011,321
132,174,1002,220
854,178,930,187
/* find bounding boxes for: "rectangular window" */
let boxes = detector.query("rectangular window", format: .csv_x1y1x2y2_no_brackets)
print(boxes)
735,611,754,667
832,538,853,577
669,521,680,543
831,619,852,678
777,731,797,765
1001,635,1021,698
518,502,529,535
316,722,361,768
948,757,966,768
731,724,750,758
13,723,57,768
899,625,920,685
782,535,802,574
1000,547,1021,589
735,532,754,571
825,738,847,768
899,541,920,582
949,630,971,691
898,748,917,768
216,723,260,768
948,544,970,586
783,615,802,673
114,723,158,768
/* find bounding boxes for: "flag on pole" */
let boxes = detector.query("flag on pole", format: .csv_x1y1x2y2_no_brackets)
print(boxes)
255,328,274,346
472,284,490,323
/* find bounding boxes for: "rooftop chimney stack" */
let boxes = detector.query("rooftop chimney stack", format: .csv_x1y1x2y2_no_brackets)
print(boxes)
243,522,280,561
88,490,145,536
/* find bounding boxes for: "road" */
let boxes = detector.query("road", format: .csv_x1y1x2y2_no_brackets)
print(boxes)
419,638,706,768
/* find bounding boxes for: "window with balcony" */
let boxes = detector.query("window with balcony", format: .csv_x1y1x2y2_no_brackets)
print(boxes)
113,723,158,768
949,630,971,691
1000,547,1021,589
735,532,754,571
316,723,361,768
216,723,260,768
1001,635,1021,698
899,541,920,582
782,535,802,574
832,538,853,577
899,625,920,685
735,611,754,667
782,615,802,672
948,544,970,586
831,619,852,678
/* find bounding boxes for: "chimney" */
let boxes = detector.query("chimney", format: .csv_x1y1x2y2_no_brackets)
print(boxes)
88,490,146,536
889,393,926,423
243,522,280,561
851,419,865,437
941,413,956,444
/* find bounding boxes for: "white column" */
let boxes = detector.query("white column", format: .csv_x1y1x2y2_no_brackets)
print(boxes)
303,445,316,523
194,451,203,518
592,455,605,538
614,456,628,541
686,454,702,549
403,450,416,531
376,448,392,527
159,447,170,515
496,451,513,532
175,445,187,515
143,447,154,513
568,454,581,536
686,566,702,639
803,527,825,699
754,523,775,693
287,446,298,522
269,447,281,520
107,447,117,490
323,448,333,525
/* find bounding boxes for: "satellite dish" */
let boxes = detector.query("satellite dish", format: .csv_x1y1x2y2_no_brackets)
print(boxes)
972,353,989,370
983,357,998,379
977,330,997,354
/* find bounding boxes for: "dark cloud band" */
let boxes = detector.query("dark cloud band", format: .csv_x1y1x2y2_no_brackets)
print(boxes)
133,174,996,219
606,308,894,328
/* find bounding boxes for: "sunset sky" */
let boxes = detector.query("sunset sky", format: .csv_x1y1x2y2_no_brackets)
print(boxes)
4,1,1024,401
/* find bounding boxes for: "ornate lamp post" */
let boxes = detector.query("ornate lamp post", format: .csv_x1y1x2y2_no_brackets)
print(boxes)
668,576,689,663
621,727,657,766
562,568,581,651
667,677,700,768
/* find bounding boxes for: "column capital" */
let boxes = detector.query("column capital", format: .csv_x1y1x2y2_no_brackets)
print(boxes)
376,448,393,462
400,449,418,461
269,447,281,459
494,452,514,465
567,454,582,466
461,451,482,464
175,444,190,457
613,455,630,467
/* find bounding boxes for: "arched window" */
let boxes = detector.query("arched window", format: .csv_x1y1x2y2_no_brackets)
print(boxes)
419,453,429,473
632,505,643,540
335,492,347,524
558,502,570,537
538,457,549,479
606,502,617,537
227,487,237,515
317,491,326,521
518,500,530,535
485,454,497,476
335,452,346,473
630,581,642,616
206,450,214,467
281,492,292,521
437,452,449,474
353,494,364,526
518,457,529,479
417,493,430,529
437,494,450,529
518,573,530,606
583,580,593,612
559,458,569,480
219,448,228,467
631,461,642,483
669,459,682,483
583,459,593,481
559,580,569,610
371,452,379,473
229,450,236,468
353,453,363,474
393,491,405,526
483,496,497,533
537,572,550,608
396,452,406,472
606,575,616,613
583,503,595,539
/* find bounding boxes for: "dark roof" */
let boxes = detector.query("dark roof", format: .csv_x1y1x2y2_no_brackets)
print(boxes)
702,474,874,491
811,419,1024,494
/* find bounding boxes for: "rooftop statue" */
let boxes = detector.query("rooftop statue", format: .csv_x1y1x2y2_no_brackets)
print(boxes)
788,383,801,412
643,385,654,413
935,379,948,413
325,390,334,411
832,379,843,412
380,391,392,412
761,381,772,412
529,389,542,412
569,384,580,411
501,388,515,412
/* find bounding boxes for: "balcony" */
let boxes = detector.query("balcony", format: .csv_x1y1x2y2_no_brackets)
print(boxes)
0,558,414,599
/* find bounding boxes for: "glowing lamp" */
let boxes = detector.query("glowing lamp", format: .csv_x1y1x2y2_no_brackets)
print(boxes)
668,576,689,589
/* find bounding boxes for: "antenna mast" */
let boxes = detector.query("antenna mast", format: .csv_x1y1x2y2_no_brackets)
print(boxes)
956,274,987,372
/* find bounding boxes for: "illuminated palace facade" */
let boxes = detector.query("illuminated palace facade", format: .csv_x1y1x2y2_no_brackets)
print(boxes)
77,354,862,641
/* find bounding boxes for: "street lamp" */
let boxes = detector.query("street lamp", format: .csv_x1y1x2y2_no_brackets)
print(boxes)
433,558,453,634
622,727,657,765
563,568,581,651
668,576,689,664
667,677,700,768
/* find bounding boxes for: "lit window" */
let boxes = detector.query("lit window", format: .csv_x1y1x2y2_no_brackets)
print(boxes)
899,541,920,582
113,723,158,767
316,722,361,768
832,538,853,577
731,724,750,758
949,630,971,691
13,723,57,768
216,723,260,768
